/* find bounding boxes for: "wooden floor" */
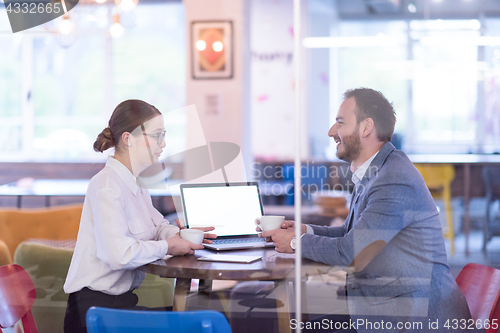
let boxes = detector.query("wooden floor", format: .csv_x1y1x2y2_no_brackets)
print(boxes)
448,230,500,277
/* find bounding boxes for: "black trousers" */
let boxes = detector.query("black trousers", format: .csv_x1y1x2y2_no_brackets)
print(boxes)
63,287,171,333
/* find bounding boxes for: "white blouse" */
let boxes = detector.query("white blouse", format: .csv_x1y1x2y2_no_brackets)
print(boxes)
64,157,179,295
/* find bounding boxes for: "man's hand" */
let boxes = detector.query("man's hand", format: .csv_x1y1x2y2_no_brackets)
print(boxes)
166,235,204,256
176,219,217,244
260,228,296,254
255,219,307,236
279,220,307,234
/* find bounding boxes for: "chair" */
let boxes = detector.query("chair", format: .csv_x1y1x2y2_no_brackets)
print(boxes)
86,307,232,333
414,164,455,254
0,240,12,267
12,240,175,333
455,263,500,333
0,264,38,333
12,241,75,333
482,166,500,252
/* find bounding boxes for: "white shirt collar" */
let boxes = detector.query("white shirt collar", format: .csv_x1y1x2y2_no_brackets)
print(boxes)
106,157,140,196
351,151,380,187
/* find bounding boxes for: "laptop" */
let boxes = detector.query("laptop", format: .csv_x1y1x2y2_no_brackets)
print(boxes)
180,182,274,251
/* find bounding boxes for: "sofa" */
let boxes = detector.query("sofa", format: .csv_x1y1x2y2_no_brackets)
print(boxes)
0,204,83,265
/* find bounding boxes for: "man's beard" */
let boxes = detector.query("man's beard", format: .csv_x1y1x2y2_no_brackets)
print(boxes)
336,125,361,162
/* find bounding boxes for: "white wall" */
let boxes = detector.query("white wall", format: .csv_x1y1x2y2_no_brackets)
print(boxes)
250,0,309,161
184,0,251,182
185,0,330,170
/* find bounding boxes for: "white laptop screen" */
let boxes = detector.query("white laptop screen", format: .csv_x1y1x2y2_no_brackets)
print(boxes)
182,184,263,237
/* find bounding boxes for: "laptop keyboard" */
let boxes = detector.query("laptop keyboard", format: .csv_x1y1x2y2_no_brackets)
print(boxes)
212,238,266,244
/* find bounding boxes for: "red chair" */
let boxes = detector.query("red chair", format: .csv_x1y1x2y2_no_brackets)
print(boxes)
456,263,500,333
0,264,38,333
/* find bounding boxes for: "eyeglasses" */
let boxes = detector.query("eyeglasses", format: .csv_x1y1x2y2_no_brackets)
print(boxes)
142,130,166,145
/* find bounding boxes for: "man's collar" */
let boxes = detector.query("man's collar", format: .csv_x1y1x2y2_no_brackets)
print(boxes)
364,142,396,181
106,157,140,196
352,151,379,186
351,142,396,185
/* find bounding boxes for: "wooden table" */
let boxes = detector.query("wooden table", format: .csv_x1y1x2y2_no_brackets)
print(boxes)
139,248,331,333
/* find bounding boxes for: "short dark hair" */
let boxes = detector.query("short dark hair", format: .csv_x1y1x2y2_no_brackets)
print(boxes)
93,100,161,152
343,88,396,142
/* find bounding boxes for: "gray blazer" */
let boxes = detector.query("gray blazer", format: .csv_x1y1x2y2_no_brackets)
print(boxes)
302,142,471,333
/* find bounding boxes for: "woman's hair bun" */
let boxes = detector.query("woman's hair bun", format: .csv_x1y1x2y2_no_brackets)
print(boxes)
94,100,161,153
93,127,115,153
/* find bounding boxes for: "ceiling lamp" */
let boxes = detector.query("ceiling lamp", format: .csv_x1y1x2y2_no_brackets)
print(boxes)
302,36,400,48
56,14,77,47
109,14,124,38
58,14,75,36
115,0,138,12
407,2,417,13
470,19,481,31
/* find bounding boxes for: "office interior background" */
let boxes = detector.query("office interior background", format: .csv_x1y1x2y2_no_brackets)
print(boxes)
2,0,500,332
3,0,500,162
0,0,500,262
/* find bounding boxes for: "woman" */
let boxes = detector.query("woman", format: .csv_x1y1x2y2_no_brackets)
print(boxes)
63,100,215,333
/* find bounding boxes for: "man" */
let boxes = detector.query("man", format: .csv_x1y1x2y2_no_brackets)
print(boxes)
260,88,471,332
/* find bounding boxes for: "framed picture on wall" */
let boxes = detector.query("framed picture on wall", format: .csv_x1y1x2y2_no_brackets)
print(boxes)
191,20,233,80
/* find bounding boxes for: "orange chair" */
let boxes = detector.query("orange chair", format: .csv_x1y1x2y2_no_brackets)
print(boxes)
414,164,455,254
456,263,500,333
0,264,38,333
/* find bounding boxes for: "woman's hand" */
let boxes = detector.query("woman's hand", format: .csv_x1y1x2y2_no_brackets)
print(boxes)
166,235,204,256
176,219,217,244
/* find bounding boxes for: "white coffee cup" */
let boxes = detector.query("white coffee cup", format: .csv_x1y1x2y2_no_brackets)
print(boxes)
255,215,285,232
180,229,204,245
